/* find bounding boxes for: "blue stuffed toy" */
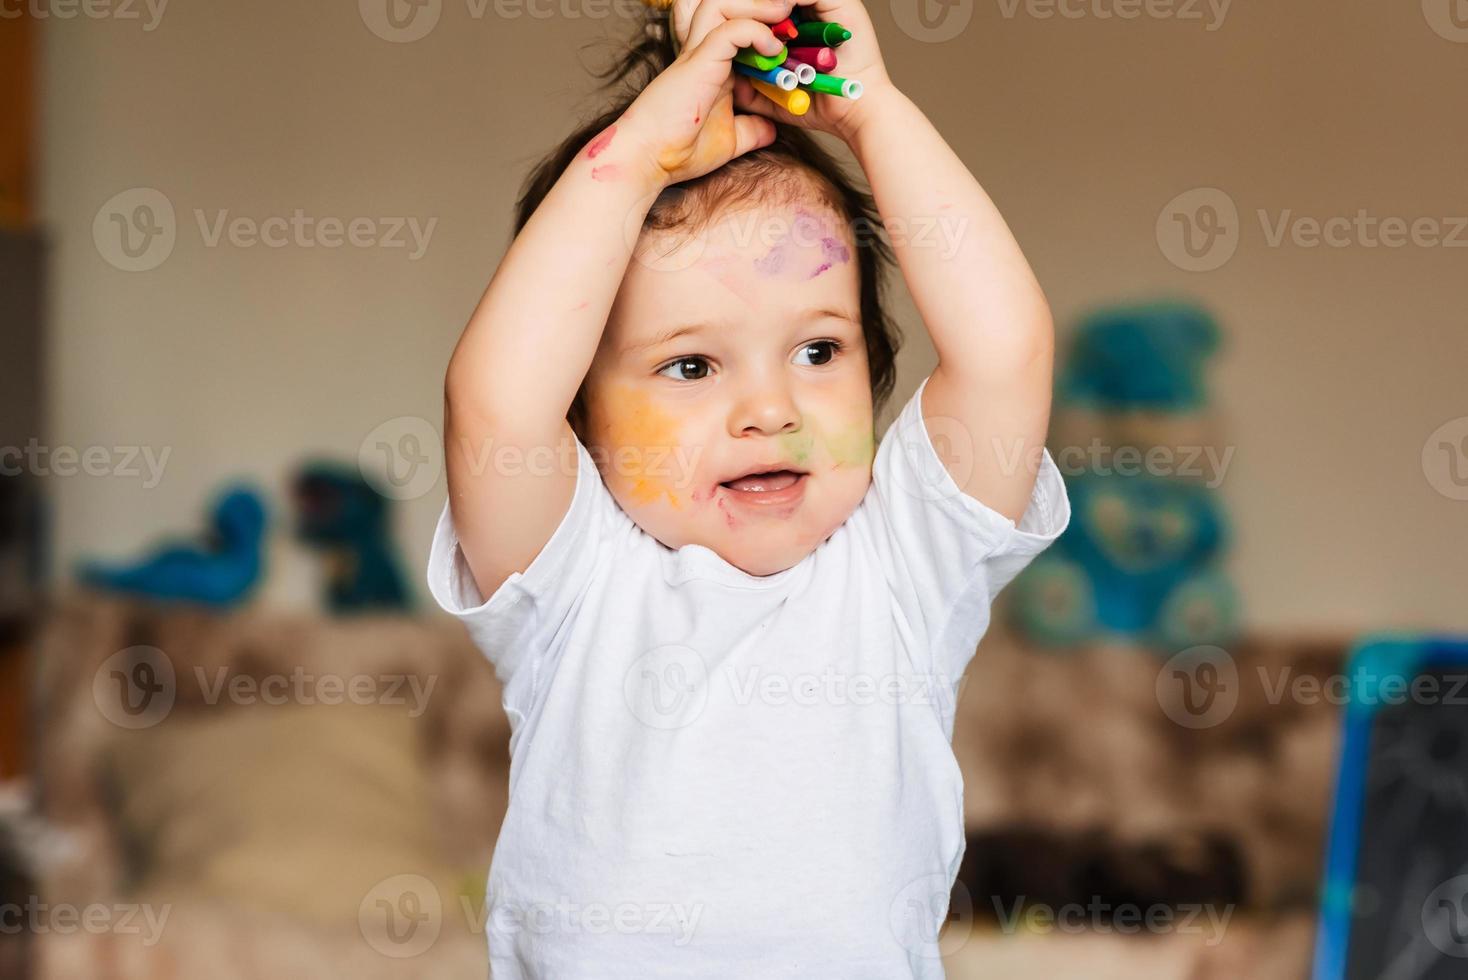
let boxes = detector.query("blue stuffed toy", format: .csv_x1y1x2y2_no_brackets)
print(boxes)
78,484,268,606
291,461,410,613
1011,302,1239,652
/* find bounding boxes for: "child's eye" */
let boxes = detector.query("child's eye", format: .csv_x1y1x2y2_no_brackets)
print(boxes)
656,356,713,382
794,340,842,367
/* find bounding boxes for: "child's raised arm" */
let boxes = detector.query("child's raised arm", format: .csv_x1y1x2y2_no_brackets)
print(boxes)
731,0,1055,524
847,84,1055,524
443,2,794,601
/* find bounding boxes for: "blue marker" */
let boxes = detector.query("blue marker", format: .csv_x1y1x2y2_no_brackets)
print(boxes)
733,61,799,92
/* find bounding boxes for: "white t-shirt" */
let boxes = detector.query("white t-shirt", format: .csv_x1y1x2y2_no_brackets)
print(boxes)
426,373,1071,978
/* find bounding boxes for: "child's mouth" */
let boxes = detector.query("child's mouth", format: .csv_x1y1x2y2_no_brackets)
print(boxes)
717,469,808,507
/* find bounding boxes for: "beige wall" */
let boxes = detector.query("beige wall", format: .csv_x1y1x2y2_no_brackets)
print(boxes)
41,0,1467,629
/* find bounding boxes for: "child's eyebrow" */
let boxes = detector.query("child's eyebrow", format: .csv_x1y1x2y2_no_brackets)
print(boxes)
812,307,862,327
621,308,861,357
620,323,709,356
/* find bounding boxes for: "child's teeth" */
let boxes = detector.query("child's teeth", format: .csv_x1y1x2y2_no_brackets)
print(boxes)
725,471,799,492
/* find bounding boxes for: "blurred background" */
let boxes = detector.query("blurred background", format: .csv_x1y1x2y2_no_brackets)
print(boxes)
2,0,1466,977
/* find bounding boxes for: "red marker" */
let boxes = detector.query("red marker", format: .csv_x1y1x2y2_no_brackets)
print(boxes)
787,45,837,72
770,16,798,41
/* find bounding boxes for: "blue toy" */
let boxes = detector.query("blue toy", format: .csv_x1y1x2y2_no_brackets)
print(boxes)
78,484,267,607
1011,301,1239,652
291,461,410,613
1059,302,1219,413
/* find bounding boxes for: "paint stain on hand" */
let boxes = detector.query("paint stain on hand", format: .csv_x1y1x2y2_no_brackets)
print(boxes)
657,110,736,180
586,125,617,159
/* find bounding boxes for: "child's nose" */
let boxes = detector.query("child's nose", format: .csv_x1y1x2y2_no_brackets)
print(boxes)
728,384,801,437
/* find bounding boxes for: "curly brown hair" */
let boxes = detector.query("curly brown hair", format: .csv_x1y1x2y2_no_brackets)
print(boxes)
512,7,902,441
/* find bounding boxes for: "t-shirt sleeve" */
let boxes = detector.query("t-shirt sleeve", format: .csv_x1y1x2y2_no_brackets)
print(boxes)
861,373,1071,680
425,432,623,700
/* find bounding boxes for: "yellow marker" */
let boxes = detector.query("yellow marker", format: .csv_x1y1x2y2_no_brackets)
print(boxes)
751,78,810,116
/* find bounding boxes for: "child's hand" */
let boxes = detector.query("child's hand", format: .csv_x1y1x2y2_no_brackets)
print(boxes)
622,0,798,186
725,0,894,146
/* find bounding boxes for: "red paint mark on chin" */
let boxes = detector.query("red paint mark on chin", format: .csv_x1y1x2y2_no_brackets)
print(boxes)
586,126,616,159
591,164,620,181
716,495,738,529
694,114,700,125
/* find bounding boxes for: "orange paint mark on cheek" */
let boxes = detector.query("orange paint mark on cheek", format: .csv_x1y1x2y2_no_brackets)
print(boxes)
630,477,679,509
602,385,687,511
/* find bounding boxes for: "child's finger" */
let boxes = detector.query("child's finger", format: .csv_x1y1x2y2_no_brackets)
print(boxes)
730,110,778,159
732,73,789,123
681,0,793,55
684,17,784,70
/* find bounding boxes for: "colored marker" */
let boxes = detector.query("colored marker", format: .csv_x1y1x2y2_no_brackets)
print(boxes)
770,17,798,41
750,78,811,116
787,45,837,71
734,61,799,91
792,21,850,46
800,72,863,99
734,45,787,71
779,54,818,84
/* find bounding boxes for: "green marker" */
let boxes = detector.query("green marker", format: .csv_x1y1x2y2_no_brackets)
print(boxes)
734,45,788,72
800,72,863,99
792,21,851,46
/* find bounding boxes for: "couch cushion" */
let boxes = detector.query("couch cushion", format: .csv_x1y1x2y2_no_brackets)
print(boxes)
103,700,471,928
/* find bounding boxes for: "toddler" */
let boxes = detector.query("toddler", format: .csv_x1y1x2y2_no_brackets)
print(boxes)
427,0,1071,974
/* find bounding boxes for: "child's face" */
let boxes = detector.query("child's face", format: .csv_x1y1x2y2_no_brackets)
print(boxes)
582,202,876,577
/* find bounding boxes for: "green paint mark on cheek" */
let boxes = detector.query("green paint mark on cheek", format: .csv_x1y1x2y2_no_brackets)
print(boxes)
823,424,877,468
776,431,817,466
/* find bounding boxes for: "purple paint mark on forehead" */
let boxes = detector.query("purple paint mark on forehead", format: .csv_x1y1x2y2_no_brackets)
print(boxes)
756,208,843,279
807,236,852,280
754,240,791,277
794,212,826,241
